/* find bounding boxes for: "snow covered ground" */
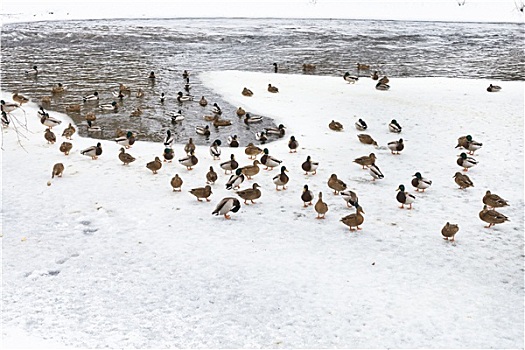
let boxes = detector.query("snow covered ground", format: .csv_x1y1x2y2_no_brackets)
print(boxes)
1,71,523,348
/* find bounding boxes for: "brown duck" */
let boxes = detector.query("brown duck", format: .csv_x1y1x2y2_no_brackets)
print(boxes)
358,134,378,146
59,141,72,156
479,205,509,228
453,172,474,189
245,143,263,159
441,222,459,242
341,205,365,231
146,156,162,174
301,185,314,207
353,153,376,169
62,123,76,140
51,163,64,179
242,87,254,96
44,128,56,144
329,120,343,131
267,84,279,93
314,192,329,219
119,147,136,165
328,174,347,194
241,160,261,179
236,107,246,117
236,183,262,204
482,190,509,209
189,185,213,202
171,174,183,192
206,166,218,184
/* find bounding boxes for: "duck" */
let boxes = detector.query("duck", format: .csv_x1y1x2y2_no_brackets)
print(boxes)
85,111,96,122
441,222,459,242
209,139,222,160
236,183,262,204
41,114,62,129
242,87,254,97
99,101,118,111
358,134,378,147
244,113,263,124
357,63,370,71
328,174,347,194
38,106,49,118
267,84,279,93
241,160,261,179
212,115,232,127
375,82,390,91
65,104,81,113
182,70,190,79
396,184,415,209
354,153,376,169
487,84,502,92
411,172,432,192
44,128,56,144
160,92,166,103
41,96,51,105
228,135,239,148
1,100,19,113
273,62,279,73
163,148,174,162
236,107,246,117
149,71,156,79
389,119,402,133
273,166,289,190
479,205,509,228
164,130,174,147
303,63,316,71
453,172,474,189
130,107,143,117
177,91,193,103
112,91,126,100
388,138,404,154
371,71,379,80
62,123,76,140
51,163,64,179
25,65,38,75
170,174,183,192
1,111,9,127
179,151,198,170
59,141,72,155
379,76,390,85
203,114,216,122
220,154,239,174
171,110,185,122
212,197,241,219
301,156,318,175
343,72,359,84
196,125,211,136
136,88,144,98
146,156,162,174
114,131,135,149
315,192,329,219
329,120,343,131
83,91,99,102
13,92,29,105
184,137,196,155
118,83,131,94
265,124,286,137
288,136,299,153
118,147,136,165
341,190,359,208
81,142,103,160
206,166,218,184
190,185,213,202
457,135,482,155
226,168,245,190
457,152,478,171
301,185,314,207
86,120,102,132
255,131,268,143
368,163,384,181
245,143,263,159
341,205,365,231
482,190,509,209
355,118,367,131
260,148,282,170
211,103,222,115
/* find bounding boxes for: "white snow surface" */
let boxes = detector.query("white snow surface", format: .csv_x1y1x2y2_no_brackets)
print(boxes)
1,71,524,348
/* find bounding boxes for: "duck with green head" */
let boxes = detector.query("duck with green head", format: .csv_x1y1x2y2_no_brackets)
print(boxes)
396,184,415,209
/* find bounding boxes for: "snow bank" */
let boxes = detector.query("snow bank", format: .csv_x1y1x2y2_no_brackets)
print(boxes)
1,71,523,348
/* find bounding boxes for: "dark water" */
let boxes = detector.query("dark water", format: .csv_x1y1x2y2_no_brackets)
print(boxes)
1,18,523,145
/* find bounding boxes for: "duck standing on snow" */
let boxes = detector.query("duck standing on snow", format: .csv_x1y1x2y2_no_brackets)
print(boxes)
1,100,20,113
457,152,478,171
245,143,262,159
368,163,384,181
464,135,482,155
146,157,162,174
209,139,222,160
371,71,379,80
62,123,76,140
13,92,29,105
206,166,218,184
288,136,299,153
389,119,402,133
163,148,174,162
171,174,183,192
453,172,474,189
328,174,347,194
199,96,208,107
236,183,262,204
179,150,198,170
315,192,329,219
355,118,367,131
486,84,501,92
184,137,196,155
83,91,99,102
441,222,459,242
301,185,314,207
51,163,64,179
411,172,432,192
329,120,343,131
81,142,103,160
241,160,261,179
41,114,62,129
375,82,390,91
267,84,279,93
358,134,378,147
220,154,239,174
226,168,245,190
118,147,136,165
59,141,73,155
396,184,415,209
301,155,318,175
242,87,254,96
115,131,135,149
388,138,404,154
44,128,56,144
260,148,282,171
341,190,359,208
482,190,509,209
343,72,359,84
479,205,509,228
190,185,213,202
212,197,241,219
164,130,174,147
353,153,376,169
340,205,365,231
273,166,289,191
228,135,239,148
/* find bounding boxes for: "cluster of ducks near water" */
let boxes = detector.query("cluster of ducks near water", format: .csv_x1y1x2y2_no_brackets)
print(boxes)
1,64,508,233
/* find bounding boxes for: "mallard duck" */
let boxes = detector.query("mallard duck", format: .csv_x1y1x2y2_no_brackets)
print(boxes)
354,153,376,169
196,125,211,136
184,137,195,155
190,185,213,202
182,70,190,79
245,143,263,159
341,205,365,231
241,160,261,179
461,135,482,155
163,148,174,162
288,136,299,153
1,100,19,113
236,107,246,117
146,156,162,174
236,183,262,204
371,71,379,80
118,83,131,94
244,113,263,124
38,106,49,118
267,84,279,93
164,130,174,147
329,120,343,131
487,84,501,92
85,112,96,122
212,115,232,127
388,139,404,154
375,82,390,91
41,96,51,105
226,168,245,190
99,101,118,111
86,120,102,132
160,92,166,103
265,124,286,137
115,131,135,149
130,107,143,117
83,91,99,102
441,222,459,242
255,131,268,143
179,151,198,170
149,71,156,79
379,76,390,85
60,123,75,140
328,174,347,194
354,118,367,131
1,111,9,127
171,174,183,192
171,110,185,122
396,184,415,209
301,185,314,207
303,63,316,71
273,62,278,73
199,96,208,107
389,119,402,133
41,114,62,129
301,156,318,175
358,134,378,147
357,63,370,71
457,152,478,171
13,92,29,105
260,148,282,170
411,172,432,192
453,172,474,189
368,163,384,181
44,128,56,144
25,65,38,75
51,162,64,179
59,141,72,155
65,104,81,113
343,72,359,84
479,205,509,228
206,166,218,184
341,190,359,208
242,87,254,97
81,142,103,160
220,154,239,174
482,190,509,209
136,88,144,98
209,139,221,159
177,91,193,102
112,91,126,100
211,103,222,115
212,197,241,219
273,166,289,191
118,147,136,165
228,135,239,148
315,192,329,219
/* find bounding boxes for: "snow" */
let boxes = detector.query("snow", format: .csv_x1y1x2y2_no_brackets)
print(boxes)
1,71,524,348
